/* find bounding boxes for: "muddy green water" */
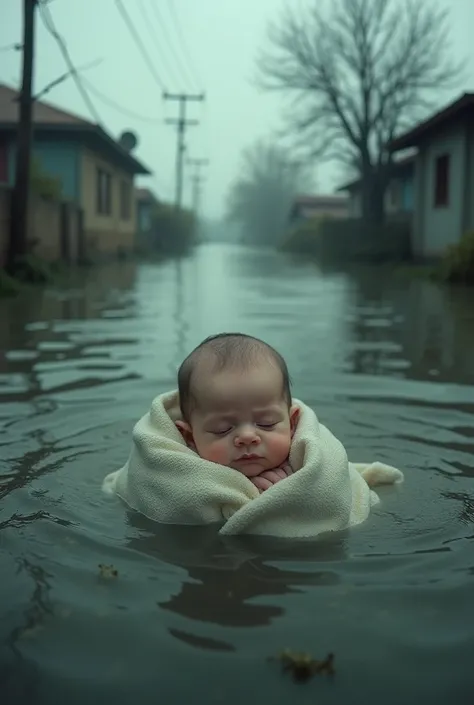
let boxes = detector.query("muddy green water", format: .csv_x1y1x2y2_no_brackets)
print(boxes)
1,244,474,705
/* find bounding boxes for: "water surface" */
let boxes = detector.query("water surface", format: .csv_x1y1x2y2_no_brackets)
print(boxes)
1,244,474,705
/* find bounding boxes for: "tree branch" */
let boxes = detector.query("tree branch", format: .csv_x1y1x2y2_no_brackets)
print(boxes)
256,0,463,219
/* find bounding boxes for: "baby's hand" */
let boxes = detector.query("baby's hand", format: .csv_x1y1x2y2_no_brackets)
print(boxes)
250,461,294,493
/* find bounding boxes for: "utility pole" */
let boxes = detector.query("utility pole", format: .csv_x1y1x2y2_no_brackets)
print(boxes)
7,0,37,271
163,92,204,210
191,174,205,215
187,158,208,214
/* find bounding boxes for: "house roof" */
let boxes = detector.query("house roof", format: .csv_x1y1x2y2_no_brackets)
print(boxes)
0,83,151,175
336,154,415,193
389,93,474,152
135,187,159,203
292,194,349,209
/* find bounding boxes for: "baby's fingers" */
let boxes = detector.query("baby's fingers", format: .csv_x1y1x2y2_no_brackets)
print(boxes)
251,476,273,492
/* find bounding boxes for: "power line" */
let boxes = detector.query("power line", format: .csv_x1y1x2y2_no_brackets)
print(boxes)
149,0,196,92
81,77,162,124
138,0,183,90
0,42,23,52
34,58,103,101
38,3,103,125
115,0,167,92
166,0,203,91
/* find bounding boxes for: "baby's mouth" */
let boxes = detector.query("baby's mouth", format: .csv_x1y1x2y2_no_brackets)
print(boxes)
238,453,262,461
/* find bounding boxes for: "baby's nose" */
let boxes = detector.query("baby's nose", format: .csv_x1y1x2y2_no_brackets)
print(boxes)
235,426,260,446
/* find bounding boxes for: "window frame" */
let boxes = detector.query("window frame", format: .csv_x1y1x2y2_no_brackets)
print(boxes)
96,167,112,216
433,153,450,208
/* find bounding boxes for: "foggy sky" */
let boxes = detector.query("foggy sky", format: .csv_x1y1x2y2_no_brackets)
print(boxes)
2,0,474,219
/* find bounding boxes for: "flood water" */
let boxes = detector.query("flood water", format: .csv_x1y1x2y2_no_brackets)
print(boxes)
1,243,474,705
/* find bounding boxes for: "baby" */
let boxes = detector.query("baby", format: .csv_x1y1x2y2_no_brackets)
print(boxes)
175,333,300,493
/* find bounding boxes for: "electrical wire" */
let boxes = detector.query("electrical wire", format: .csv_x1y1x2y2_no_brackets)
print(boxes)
38,3,103,125
35,58,103,101
138,0,183,90
115,0,167,92
148,0,197,92
166,0,203,91
81,77,162,124
0,43,22,52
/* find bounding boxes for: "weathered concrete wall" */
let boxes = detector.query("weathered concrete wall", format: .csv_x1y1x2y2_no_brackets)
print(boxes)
81,147,136,256
0,186,84,265
0,187,9,266
466,119,474,233
27,194,61,261
417,118,468,257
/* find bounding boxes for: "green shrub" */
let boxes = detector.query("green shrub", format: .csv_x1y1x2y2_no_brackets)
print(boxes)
10,253,55,284
437,231,474,284
150,203,197,256
280,218,323,253
0,269,23,297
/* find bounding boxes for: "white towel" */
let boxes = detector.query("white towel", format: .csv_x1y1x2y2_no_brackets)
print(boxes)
103,390,403,538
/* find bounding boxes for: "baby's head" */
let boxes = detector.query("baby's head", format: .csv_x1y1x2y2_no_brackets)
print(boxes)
176,333,299,476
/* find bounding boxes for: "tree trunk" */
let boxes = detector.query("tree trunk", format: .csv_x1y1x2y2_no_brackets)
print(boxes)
360,169,386,225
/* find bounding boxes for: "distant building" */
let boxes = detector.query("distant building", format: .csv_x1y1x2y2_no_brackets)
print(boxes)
136,187,159,235
337,155,415,218
389,92,474,258
289,194,349,225
0,83,150,258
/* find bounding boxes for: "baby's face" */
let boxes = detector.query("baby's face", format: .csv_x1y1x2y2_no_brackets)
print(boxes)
178,363,299,476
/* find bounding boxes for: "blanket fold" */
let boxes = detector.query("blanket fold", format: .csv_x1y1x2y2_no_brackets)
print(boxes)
103,390,403,538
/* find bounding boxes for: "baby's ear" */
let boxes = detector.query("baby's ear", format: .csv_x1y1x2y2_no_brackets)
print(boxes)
289,405,300,437
175,420,194,446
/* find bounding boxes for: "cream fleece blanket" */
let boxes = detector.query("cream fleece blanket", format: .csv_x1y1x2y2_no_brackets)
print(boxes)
103,390,403,538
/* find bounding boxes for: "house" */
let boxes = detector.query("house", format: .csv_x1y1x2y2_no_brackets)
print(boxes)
337,155,415,218
136,187,159,236
135,187,160,252
289,194,349,225
389,92,474,258
0,83,150,258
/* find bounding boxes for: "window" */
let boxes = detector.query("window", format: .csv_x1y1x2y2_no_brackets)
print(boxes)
120,179,131,220
96,167,112,215
434,154,450,207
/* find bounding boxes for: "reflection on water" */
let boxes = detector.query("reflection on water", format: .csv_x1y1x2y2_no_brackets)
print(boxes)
347,269,474,384
1,245,474,704
128,516,344,633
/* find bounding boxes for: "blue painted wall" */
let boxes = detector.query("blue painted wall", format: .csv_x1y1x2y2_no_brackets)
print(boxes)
7,138,81,202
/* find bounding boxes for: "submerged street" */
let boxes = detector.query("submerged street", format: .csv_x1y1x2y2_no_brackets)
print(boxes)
1,243,474,705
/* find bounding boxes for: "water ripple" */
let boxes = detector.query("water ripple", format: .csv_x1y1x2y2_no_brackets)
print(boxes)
1,248,474,704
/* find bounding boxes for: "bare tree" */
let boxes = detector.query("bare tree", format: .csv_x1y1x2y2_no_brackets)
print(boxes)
256,0,463,223
227,140,312,245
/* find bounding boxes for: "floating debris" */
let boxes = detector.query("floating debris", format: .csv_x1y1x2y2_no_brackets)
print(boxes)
271,649,335,682
98,564,118,579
